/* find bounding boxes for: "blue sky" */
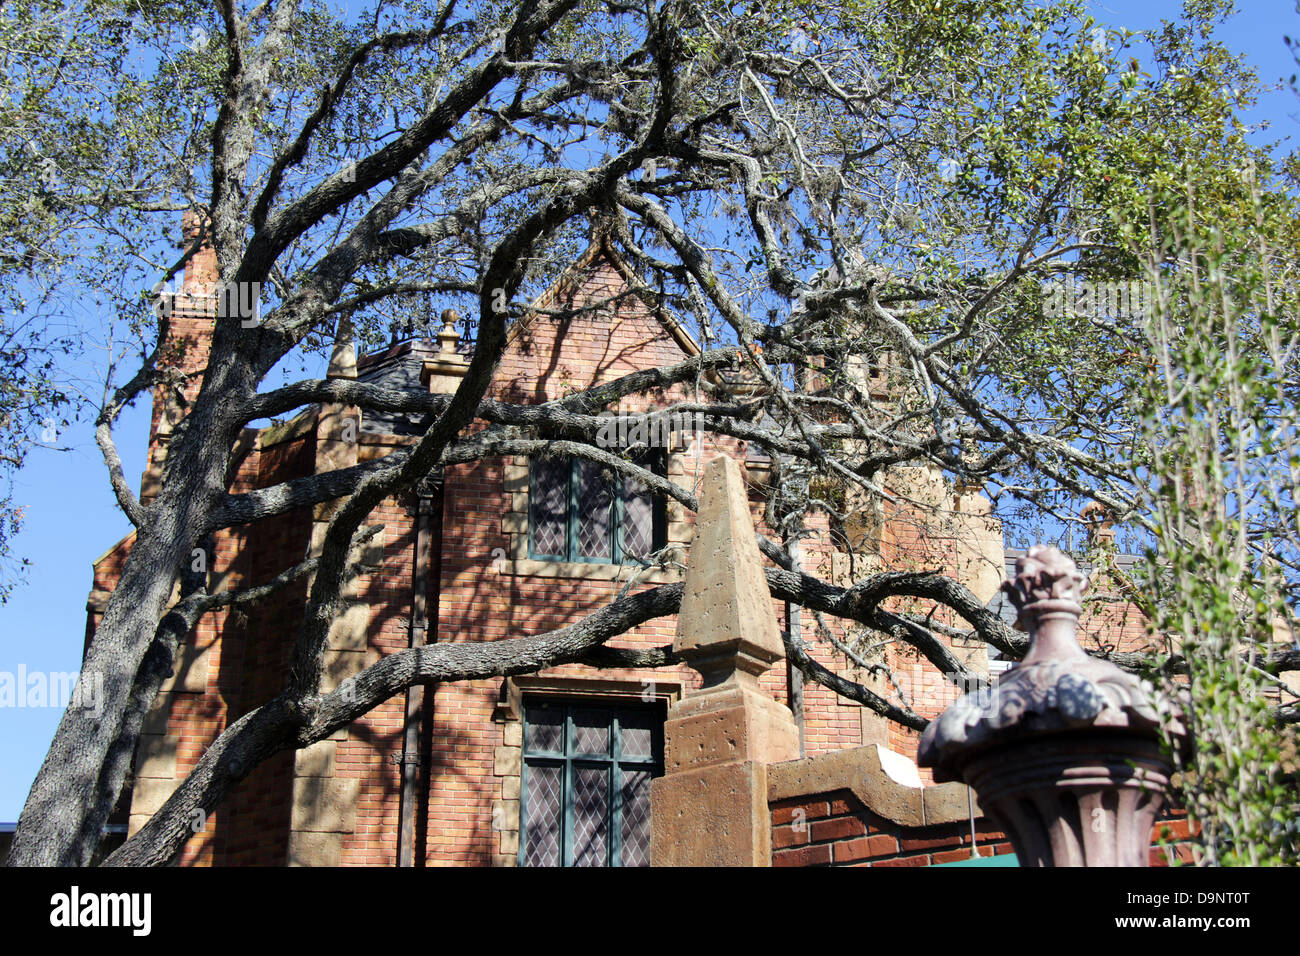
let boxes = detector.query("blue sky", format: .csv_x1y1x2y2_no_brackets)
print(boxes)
0,0,1296,822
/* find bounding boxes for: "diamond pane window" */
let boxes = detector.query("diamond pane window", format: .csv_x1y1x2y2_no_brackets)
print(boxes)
519,700,664,867
619,710,655,759
571,707,611,755
523,764,563,867
528,453,666,565
572,767,609,867
525,706,564,753
529,456,570,559
619,770,653,866
575,461,614,560
622,472,656,560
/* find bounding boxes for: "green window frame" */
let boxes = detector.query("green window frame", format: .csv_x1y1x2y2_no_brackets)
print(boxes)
518,699,664,867
528,453,666,565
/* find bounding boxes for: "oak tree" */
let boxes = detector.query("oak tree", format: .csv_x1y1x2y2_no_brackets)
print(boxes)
5,0,1296,866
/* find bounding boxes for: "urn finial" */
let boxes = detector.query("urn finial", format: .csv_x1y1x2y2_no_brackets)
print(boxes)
919,543,1189,866
1002,544,1087,628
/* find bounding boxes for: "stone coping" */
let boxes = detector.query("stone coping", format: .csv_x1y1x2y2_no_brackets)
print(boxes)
767,743,980,829
256,405,319,449
495,557,684,584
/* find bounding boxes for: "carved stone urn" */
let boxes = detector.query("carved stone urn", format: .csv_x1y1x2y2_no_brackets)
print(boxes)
918,546,1188,866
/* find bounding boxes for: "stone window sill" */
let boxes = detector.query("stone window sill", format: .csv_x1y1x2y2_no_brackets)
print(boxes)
504,558,683,584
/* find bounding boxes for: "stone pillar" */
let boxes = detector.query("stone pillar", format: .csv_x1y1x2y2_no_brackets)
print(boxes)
286,319,366,866
420,310,470,394
650,456,801,866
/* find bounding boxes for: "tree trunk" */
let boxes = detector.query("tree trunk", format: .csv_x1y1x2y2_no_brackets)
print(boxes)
7,348,254,865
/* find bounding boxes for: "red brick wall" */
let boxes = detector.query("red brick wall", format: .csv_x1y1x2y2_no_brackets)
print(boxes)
420,255,712,864
413,252,875,863
92,416,321,863
338,483,418,866
212,430,316,865
87,239,1166,867
772,789,1014,867
771,789,1194,867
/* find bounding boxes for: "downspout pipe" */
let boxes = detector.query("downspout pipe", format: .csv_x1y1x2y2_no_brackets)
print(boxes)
785,534,806,758
397,482,438,866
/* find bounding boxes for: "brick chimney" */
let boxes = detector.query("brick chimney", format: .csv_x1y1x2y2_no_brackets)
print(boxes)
1081,502,1115,548
141,210,218,505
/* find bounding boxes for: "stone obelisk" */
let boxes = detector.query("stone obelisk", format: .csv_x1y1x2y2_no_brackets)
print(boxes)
650,456,801,865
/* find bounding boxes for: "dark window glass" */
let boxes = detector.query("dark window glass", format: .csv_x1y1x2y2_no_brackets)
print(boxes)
528,453,666,564
519,700,664,867
529,456,569,558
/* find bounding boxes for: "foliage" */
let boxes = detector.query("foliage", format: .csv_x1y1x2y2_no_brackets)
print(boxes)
1,0,1296,865
0,311,74,601
0,0,211,586
1133,160,1300,865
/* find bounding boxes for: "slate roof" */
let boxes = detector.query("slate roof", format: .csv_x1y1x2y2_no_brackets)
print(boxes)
986,547,1145,627
355,337,449,436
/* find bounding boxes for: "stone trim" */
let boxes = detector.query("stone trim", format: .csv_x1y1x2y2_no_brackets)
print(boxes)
91,532,136,572
767,743,979,829
358,435,418,456
160,637,214,694
286,386,371,865
489,704,521,867
255,405,318,450
505,675,684,710
489,676,682,867
128,712,181,839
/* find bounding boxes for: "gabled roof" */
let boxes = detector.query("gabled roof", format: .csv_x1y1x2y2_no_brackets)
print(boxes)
351,233,704,432
508,232,701,358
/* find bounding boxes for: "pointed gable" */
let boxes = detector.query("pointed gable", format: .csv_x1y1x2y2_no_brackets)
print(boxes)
494,239,698,405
